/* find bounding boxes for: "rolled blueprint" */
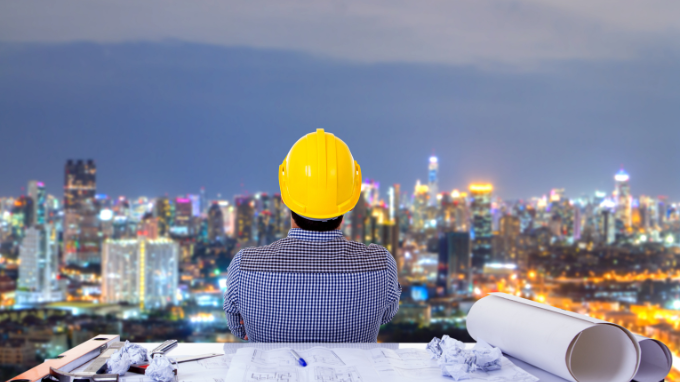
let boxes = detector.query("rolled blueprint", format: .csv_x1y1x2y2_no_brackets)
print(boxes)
467,293,641,382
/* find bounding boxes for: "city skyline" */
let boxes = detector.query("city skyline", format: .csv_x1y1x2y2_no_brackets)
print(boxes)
0,159,672,206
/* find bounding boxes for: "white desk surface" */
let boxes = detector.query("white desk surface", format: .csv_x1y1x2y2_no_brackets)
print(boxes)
134,342,569,382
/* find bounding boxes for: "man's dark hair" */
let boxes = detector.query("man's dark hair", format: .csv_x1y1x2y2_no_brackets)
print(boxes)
291,211,344,232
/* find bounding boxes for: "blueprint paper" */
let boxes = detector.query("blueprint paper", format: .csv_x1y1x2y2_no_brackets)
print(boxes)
224,347,382,382
467,294,641,382
370,348,538,382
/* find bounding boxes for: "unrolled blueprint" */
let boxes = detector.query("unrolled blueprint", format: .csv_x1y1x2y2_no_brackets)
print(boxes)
370,348,538,382
224,346,537,382
225,347,382,382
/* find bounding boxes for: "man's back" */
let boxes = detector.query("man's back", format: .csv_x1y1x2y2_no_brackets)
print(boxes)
223,228,401,342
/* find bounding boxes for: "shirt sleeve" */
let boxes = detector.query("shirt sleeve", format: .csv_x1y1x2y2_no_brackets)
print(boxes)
381,250,402,325
223,250,247,340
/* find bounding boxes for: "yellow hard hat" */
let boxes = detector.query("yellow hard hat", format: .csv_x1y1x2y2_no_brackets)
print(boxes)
279,129,362,220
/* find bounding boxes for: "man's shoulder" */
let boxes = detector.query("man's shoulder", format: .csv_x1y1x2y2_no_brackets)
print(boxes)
239,236,390,273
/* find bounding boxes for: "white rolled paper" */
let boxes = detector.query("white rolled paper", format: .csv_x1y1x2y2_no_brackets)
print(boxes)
467,293,644,382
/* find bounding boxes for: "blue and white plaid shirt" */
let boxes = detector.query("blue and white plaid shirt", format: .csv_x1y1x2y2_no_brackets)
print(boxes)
223,228,401,342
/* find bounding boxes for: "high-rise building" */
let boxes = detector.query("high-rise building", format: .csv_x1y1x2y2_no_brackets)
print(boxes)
217,201,235,236
614,169,632,231
208,203,225,242
598,209,616,244
16,225,62,304
411,180,430,232
350,192,368,242
437,231,471,296
470,184,493,268
27,181,46,226
102,237,179,309
172,197,193,236
428,156,439,206
154,197,173,237
235,196,254,243
498,215,520,262
11,196,34,238
63,159,100,266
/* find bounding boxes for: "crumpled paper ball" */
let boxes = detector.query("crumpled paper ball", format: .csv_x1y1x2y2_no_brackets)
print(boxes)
146,355,177,382
121,340,149,365
106,350,132,375
426,335,503,380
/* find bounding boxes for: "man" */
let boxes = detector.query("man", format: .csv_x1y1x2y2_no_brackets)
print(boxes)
223,129,401,342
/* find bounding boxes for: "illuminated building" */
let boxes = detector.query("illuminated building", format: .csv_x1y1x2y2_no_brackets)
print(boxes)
428,156,438,206
199,186,207,215
362,180,380,206
27,180,46,225
470,183,493,268
350,192,368,242
390,184,401,223
138,214,159,239
437,231,471,296
63,159,100,266
16,225,62,304
235,195,254,243
498,215,520,262
102,237,179,309
598,209,616,244
614,169,632,231
172,197,193,236
207,202,225,242
411,180,430,232
11,196,33,238
188,194,201,217
217,201,235,236
154,197,172,237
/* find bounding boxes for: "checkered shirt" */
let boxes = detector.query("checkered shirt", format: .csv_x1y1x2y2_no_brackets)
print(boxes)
223,228,401,342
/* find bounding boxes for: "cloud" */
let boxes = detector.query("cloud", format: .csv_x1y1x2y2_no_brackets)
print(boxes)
1,0,679,66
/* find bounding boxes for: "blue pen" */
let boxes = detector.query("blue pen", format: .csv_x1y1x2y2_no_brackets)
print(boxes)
289,349,307,367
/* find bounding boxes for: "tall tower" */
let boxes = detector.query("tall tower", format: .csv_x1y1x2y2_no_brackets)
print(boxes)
428,156,439,206
614,169,632,231
207,202,225,242
63,160,100,266
27,181,46,226
470,184,493,268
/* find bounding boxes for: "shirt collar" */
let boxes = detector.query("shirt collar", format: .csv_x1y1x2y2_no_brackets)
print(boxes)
287,228,344,242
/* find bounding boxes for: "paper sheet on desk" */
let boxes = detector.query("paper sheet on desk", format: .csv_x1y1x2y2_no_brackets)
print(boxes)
224,347,382,382
467,293,652,382
370,347,539,382
224,346,537,382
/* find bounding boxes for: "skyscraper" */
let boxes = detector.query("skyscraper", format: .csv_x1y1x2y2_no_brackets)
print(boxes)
437,231,471,296
16,225,62,304
235,195,254,243
172,197,193,236
428,156,438,206
102,237,179,309
63,159,100,266
27,180,46,226
154,197,172,237
499,215,520,262
11,196,33,238
411,180,430,232
470,184,493,268
207,202,225,242
350,192,368,242
614,169,632,231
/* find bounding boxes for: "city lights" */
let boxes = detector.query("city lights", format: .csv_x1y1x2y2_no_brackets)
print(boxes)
1,157,680,378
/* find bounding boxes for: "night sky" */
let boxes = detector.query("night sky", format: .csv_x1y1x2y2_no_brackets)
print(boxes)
0,1,679,201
